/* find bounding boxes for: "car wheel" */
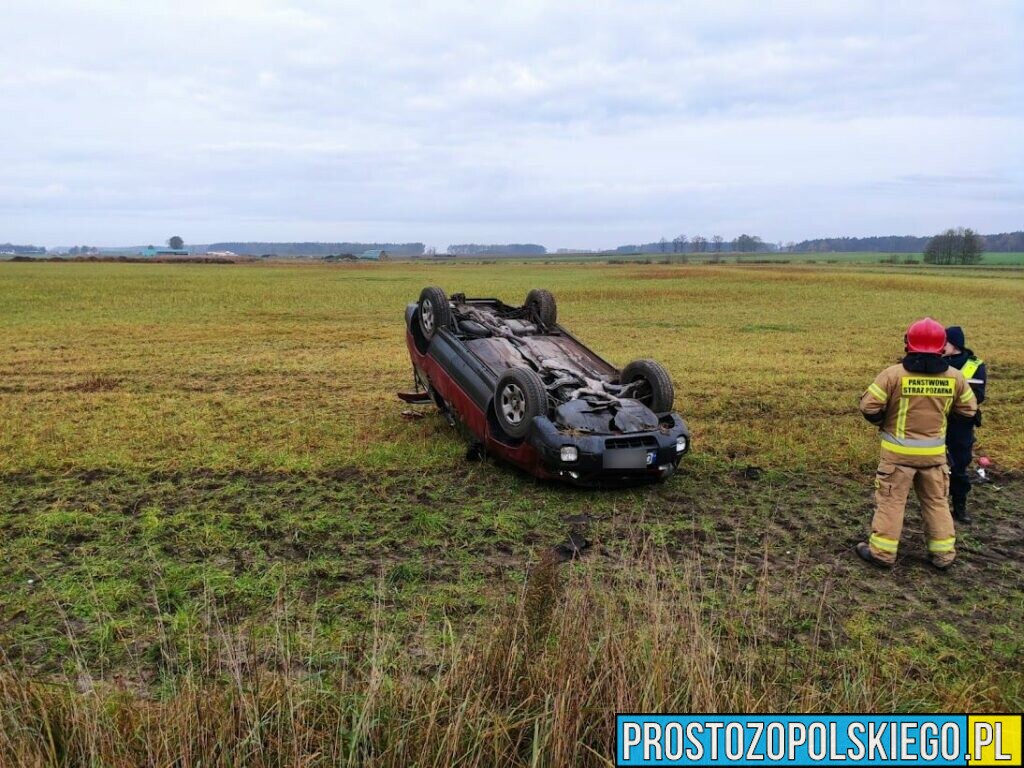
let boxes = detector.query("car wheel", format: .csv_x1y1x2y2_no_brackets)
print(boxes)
418,286,451,341
495,367,548,439
526,288,557,327
620,359,675,413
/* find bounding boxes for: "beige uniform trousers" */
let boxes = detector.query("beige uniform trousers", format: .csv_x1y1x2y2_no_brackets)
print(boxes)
869,460,956,566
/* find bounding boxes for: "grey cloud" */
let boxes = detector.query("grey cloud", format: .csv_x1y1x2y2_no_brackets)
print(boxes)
0,0,1021,247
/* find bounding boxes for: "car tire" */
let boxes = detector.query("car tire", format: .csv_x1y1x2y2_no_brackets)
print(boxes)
526,288,557,327
620,359,675,413
418,286,451,341
494,366,548,439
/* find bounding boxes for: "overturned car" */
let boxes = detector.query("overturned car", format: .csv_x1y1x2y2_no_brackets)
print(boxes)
402,287,691,485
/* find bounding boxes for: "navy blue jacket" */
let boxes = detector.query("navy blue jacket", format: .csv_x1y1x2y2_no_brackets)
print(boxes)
945,347,985,457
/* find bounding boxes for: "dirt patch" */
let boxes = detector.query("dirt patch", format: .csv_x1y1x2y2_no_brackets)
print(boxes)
1,466,1021,679
631,472,1022,642
65,375,120,393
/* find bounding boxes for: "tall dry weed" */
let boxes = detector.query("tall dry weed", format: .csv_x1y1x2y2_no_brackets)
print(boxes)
1,546,901,767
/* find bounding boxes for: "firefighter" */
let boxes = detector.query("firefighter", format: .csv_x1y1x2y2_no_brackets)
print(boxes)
942,326,986,523
856,318,977,570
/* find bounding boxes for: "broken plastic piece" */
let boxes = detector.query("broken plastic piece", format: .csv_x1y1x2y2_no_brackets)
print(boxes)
397,390,432,404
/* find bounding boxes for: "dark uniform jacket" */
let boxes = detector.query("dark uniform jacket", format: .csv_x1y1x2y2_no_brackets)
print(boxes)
945,347,986,454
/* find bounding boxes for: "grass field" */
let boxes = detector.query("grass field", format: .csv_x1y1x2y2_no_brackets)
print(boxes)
4,261,1024,473
2,261,1023,765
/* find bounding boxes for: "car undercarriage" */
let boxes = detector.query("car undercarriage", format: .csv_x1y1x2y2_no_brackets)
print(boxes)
444,292,670,435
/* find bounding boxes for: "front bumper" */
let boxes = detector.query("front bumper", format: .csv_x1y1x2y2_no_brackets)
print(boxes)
528,413,691,486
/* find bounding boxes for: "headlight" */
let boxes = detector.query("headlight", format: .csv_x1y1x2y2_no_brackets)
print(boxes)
676,436,688,453
560,446,579,462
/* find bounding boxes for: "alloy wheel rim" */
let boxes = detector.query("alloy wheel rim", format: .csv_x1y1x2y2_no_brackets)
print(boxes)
421,301,434,334
501,383,526,424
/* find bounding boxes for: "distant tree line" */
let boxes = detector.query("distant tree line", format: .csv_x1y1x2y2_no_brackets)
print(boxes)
0,243,46,254
67,245,99,255
923,228,984,265
615,234,768,254
207,242,425,257
446,244,547,256
786,231,1024,253
610,229,1023,256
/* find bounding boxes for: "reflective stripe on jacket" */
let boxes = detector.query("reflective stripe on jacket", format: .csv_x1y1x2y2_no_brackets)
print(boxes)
860,363,977,466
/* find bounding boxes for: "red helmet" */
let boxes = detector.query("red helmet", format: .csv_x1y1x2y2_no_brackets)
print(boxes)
905,317,946,354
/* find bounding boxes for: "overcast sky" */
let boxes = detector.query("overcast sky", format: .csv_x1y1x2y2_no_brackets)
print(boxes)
1,1,1021,249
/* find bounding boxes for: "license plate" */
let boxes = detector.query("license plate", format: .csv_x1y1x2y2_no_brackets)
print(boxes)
604,448,647,469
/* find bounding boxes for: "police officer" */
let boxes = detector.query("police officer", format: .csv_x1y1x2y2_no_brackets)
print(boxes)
943,326,986,523
857,318,977,569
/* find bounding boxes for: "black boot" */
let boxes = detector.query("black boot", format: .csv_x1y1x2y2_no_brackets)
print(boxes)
952,497,972,524
856,542,892,569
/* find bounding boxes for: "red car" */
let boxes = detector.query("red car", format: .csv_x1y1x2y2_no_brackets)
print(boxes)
403,287,690,485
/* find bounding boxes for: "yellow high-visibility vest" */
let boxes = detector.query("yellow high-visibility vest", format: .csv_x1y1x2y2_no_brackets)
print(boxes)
960,357,983,380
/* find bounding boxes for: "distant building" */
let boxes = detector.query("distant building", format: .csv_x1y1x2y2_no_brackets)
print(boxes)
140,246,189,257
358,249,388,261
